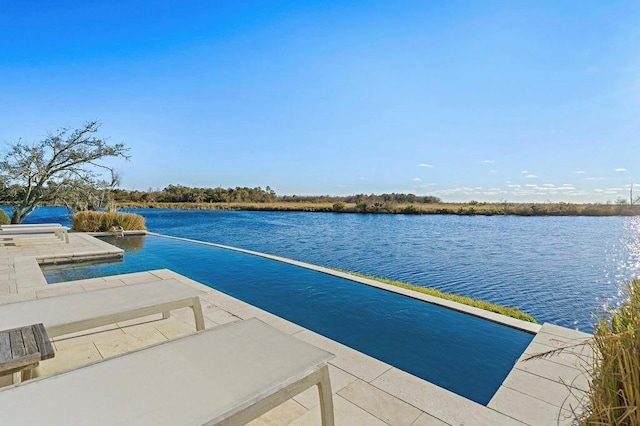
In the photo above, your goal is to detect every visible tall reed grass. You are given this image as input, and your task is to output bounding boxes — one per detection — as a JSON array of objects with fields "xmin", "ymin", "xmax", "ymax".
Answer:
[
  {"xmin": 581, "ymin": 278, "xmax": 640, "ymax": 425},
  {"xmin": 72, "ymin": 211, "xmax": 146, "ymax": 232}
]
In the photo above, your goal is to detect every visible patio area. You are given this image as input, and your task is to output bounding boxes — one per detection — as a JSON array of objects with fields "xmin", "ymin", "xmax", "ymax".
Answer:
[{"xmin": 0, "ymin": 232, "xmax": 592, "ymax": 425}]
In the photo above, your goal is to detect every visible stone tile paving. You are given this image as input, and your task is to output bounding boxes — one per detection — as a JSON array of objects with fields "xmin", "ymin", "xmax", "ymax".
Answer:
[
  {"xmin": 0, "ymin": 232, "xmax": 123, "ymax": 298},
  {"xmin": 0, "ymin": 232, "xmax": 594, "ymax": 425},
  {"xmin": 489, "ymin": 323, "xmax": 592, "ymax": 425}
]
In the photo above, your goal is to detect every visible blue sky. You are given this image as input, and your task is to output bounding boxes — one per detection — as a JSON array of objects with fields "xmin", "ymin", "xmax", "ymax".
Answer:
[{"xmin": 1, "ymin": 1, "xmax": 638, "ymax": 202}]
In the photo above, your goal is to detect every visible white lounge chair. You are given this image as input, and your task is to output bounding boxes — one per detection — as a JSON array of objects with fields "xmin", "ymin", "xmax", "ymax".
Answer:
[
  {"xmin": 0, "ymin": 279, "xmax": 206, "ymax": 338},
  {"xmin": 0, "ymin": 318, "xmax": 335, "ymax": 426},
  {"xmin": 0, "ymin": 223, "xmax": 64, "ymax": 228},
  {"xmin": 0, "ymin": 225, "xmax": 69, "ymax": 244}
]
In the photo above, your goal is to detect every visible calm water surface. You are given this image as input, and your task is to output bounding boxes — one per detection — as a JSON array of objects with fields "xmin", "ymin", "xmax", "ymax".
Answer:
[{"xmin": 26, "ymin": 207, "xmax": 640, "ymax": 332}]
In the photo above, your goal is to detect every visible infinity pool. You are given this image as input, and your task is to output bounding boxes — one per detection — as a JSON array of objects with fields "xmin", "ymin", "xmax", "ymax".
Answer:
[{"xmin": 43, "ymin": 234, "xmax": 534, "ymax": 405}]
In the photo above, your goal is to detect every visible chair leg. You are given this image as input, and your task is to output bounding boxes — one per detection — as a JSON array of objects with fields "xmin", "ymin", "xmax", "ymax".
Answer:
[
  {"xmin": 21, "ymin": 367, "xmax": 33, "ymax": 382},
  {"xmin": 191, "ymin": 298, "xmax": 206, "ymax": 331},
  {"xmin": 317, "ymin": 364, "xmax": 335, "ymax": 426}
]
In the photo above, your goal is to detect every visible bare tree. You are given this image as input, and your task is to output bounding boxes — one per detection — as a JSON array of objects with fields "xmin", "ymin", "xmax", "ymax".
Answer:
[
  {"xmin": 0, "ymin": 121, "xmax": 130, "ymax": 223},
  {"xmin": 50, "ymin": 169, "xmax": 122, "ymax": 213}
]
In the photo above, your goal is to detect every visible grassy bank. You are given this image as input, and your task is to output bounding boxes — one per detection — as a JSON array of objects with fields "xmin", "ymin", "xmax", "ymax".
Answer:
[
  {"xmin": 339, "ymin": 270, "xmax": 537, "ymax": 323},
  {"xmin": 117, "ymin": 201, "xmax": 640, "ymax": 216}
]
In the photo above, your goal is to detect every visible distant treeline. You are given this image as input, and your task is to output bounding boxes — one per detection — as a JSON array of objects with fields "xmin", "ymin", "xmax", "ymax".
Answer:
[
  {"xmin": 3, "ymin": 183, "xmax": 640, "ymax": 216},
  {"xmin": 111, "ymin": 185, "xmax": 442, "ymax": 205},
  {"xmin": 116, "ymin": 200, "xmax": 640, "ymax": 216},
  {"xmin": 106, "ymin": 185, "xmax": 640, "ymax": 217}
]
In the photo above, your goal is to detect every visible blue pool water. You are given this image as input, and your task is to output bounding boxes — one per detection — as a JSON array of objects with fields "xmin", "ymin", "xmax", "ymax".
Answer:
[{"xmin": 44, "ymin": 234, "xmax": 534, "ymax": 405}]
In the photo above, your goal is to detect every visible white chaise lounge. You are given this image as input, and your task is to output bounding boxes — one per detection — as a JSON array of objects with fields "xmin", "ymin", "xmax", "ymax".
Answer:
[
  {"xmin": 0, "ymin": 223, "xmax": 64, "ymax": 228},
  {"xmin": 0, "ymin": 318, "xmax": 335, "ymax": 426},
  {"xmin": 0, "ymin": 279, "xmax": 205, "ymax": 338},
  {"xmin": 0, "ymin": 224, "xmax": 69, "ymax": 244}
]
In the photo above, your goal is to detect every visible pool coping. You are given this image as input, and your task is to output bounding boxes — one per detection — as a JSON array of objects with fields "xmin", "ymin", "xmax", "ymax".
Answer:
[
  {"xmin": 1, "ymin": 233, "xmax": 124, "ymax": 295},
  {"xmin": 34, "ymin": 268, "xmax": 592, "ymax": 425}
]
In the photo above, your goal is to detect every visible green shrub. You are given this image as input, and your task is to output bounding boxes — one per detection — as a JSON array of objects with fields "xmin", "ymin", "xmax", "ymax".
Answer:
[
  {"xmin": 0, "ymin": 209, "xmax": 10, "ymax": 225},
  {"xmin": 72, "ymin": 211, "xmax": 146, "ymax": 232},
  {"xmin": 402, "ymin": 205, "xmax": 420, "ymax": 214},
  {"xmin": 356, "ymin": 201, "xmax": 369, "ymax": 213},
  {"xmin": 332, "ymin": 202, "xmax": 345, "ymax": 212}
]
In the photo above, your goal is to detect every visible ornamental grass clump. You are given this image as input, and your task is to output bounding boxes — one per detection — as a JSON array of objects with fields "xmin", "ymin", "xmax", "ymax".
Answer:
[
  {"xmin": 0, "ymin": 209, "xmax": 10, "ymax": 225},
  {"xmin": 72, "ymin": 211, "xmax": 146, "ymax": 232},
  {"xmin": 581, "ymin": 278, "xmax": 640, "ymax": 425}
]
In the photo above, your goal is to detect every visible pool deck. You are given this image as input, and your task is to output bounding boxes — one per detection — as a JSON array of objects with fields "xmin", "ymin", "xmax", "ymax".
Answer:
[{"xmin": 0, "ymin": 233, "xmax": 592, "ymax": 425}]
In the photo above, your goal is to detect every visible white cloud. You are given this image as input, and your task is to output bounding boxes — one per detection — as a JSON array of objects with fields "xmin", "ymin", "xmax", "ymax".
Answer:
[
  {"xmin": 417, "ymin": 163, "xmax": 434, "ymax": 168},
  {"xmin": 521, "ymin": 170, "xmax": 529, "ymax": 174},
  {"xmin": 525, "ymin": 174, "xmax": 538, "ymax": 178},
  {"xmin": 526, "ymin": 184, "xmax": 537, "ymax": 188},
  {"xmin": 615, "ymin": 168, "xmax": 627, "ymax": 172},
  {"xmin": 542, "ymin": 184, "xmax": 555, "ymax": 187},
  {"xmin": 482, "ymin": 160, "xmax": 494, "ymax": 164},
  {"xmin": 357, "ymin": 177, "xmax": 366, "ymax": 180},
  {"xmin": 434, "ymin": 187, "xmax": 477, "ymax": 195},
  {"xmin": 412, "ymin": 177, "xmax": 421, "ymax": 182},
  {"xmin": 507, "ymin": 184, "xmax": 521, "ymax": 188},
  {"xmin": 575, "ymin": 171, "xmax": 587, "ymax": 174},
  {"xmin": 586, "ymin": 177, "xmax": 604, "ymax": 181}
]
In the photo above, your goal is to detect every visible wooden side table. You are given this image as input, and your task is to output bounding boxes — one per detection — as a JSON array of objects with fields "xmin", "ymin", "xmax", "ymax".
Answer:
[{"xmin": 0, "ymin": 323, "xmax": 55, "ymax": 383}]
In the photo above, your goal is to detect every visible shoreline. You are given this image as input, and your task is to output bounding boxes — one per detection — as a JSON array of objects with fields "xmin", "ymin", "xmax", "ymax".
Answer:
[{"xmin": 116, "ymin": 201, "xmax": 640, "ymax": 217}]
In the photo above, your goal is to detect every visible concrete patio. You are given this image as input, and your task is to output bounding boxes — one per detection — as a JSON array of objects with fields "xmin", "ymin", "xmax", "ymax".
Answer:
[{"xmin": 0, "ymin": 232, "xmax": 592, "ymax": 425}]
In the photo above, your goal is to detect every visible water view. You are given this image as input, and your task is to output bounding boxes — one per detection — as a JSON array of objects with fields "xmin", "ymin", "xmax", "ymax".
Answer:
[{"xmin": 27, "ymin": 206, "xmax": 640, "ymax": 332}]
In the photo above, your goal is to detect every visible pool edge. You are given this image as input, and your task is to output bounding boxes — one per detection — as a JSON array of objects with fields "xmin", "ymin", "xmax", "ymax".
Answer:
[{"xmin": 147, "ymin": 232, "xmax": 542, "ymax": 334}]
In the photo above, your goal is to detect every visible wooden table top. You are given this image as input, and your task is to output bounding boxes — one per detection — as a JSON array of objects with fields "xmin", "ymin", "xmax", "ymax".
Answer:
[{"xmin": 0, "ymin": 323, "xmax": 54, "ymax": 376}]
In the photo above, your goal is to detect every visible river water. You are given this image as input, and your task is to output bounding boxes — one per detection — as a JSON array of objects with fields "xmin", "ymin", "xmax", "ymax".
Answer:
[{"xmin": 25, "ymin": 207, "xmax": 640, "ymax": 332}]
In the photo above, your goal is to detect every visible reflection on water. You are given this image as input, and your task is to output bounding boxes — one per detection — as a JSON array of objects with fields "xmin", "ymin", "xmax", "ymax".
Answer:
[
  {"xmin": 603, "ymin": 217, "xmax": 640, "ymax": 311},
  {"xmin": 103, "ymin": 235, "xmax": 146, "ymax": 252}
]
